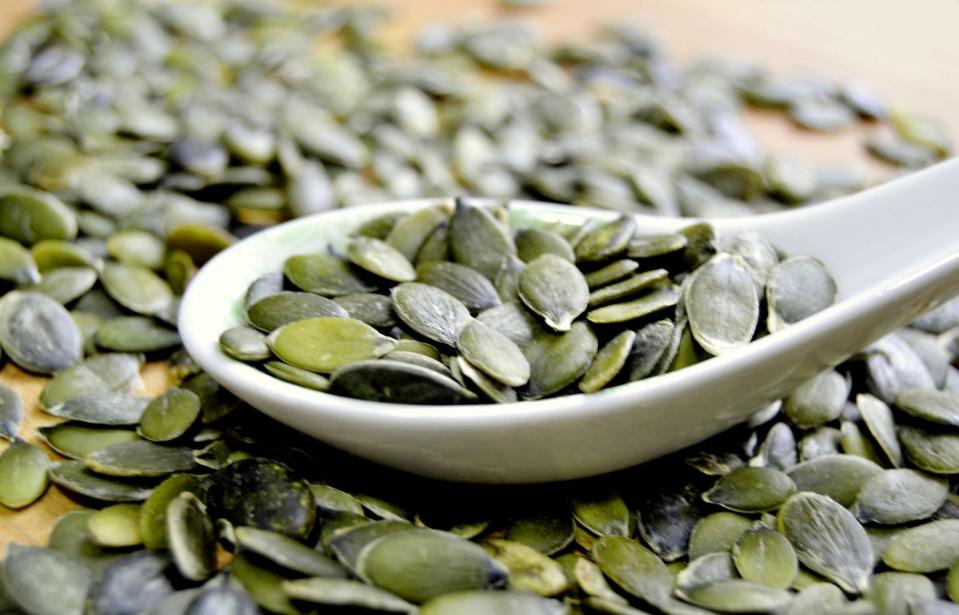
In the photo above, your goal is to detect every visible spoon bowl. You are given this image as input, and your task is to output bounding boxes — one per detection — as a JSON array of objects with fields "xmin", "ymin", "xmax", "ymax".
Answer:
[{"xmin": 180, "ymin": 158, "xmax": 959, "ymax": 483}]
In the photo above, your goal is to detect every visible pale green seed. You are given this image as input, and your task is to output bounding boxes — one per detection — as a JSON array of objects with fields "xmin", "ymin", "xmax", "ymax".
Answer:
[
  {"xmin": 588, "ymin": 269, "xmax": 669, "ymax": 307},
  {"xmin": 219, "ymin": 326, "xmax": 270, "ymax": 362},
  {"xmin": 787, "ymin": 454, "xmax": 882, "ymax": 507},
  {"xmin": 347, "ymin": 235, "xmax": 416, "ymax": 282},
  {"xmin": 0, "ymin": 440, "xmax": 50, "ymax": 508},
  {"xmin": 0, "ymin": 384, "xmax": 23, "ymax": 441},
  {"xmin": 167, "ymin": 492, "xmax": 215, "ymax": 582},
  {"xmin": 236, "ymin": 526, "xmax": 347, "ymax": 578},
  {"xmin": 101, "ymin": 261, "xmax": 174, "ymax": 316},
  {"xmin": 282, "ymin": 578, "xmax": 415, "ymax": 613},
  {"xmin": 457, "ymin": 319, "xmax": 529, "ymax": 387},
  {"xmin": 519, "ymin": 254, "xmax": 589, "ymax": 332},
  {"xmin": 688, "ymin": 513, "xmax": 753, "ymax": 560},
  {"xmin": 784, "ymin": 369, "xmax": 848, "ymax": 428},
  {"xmin": 591, "ymin": 536, "xmax": 672, "ymax": 608},
  {"xmin": 584, "ymin": 259, "xmax": 639, "ymax": 288},
  {"xmin": 49, "ymin": 460, "xmax": 154, "ymax": 502},
  {"xmin": 416, "ymin": 261, "xmax": 500, "ymax": 312},
  {"xmin": 896, "ymin": 388, "xmax": 959, "ymax": 427},
  {"xmin": 448, "ymin": 202, "xmax": 516, "ymax": 280},
  {"xmin": 899, "ymin": 425, "xmax": 959, "ymax": 474},
  {"xmin": 579, "ymin": 331, "xmax": 636, "ymax": 393},
  {"xmin": 230, "ymin": 551, "xmax": 298, "ymax": 615},
  {"xmin": 268, "ymin": 317, "xmax": 395, "ymax": 373},
  {"xmin": 587, "ymin": 286, "xmax": 681, "ymax": 324},
  {"xmin": 106, "ymin": 229, "xmax": 167, "ymax": 270},
  {"xmin": 140, "ymin": 474, "xmax": 203, "ymax": 550},
  {"xmin": 25, "ymin": 266, "xmax": 98, "ymax": 304},
  {"xmin": 86, "ymin": 440, "xmax": 196, "ymax": 477},
  {"xmin": 457, "ymin": 356, "xmax": 518, "ymax": 403},
  {"xmin": 420, "ymin": 590, "xmax": 568, "ymax": 615},
  {"xmin": 0, "ymin": 291, "xmax": 82, "ymax": 374},
  {"xmin": 0, "ymin": 236, "xmax": 40, "ymax": 284},
  {"xmin": 681, "ymin": 579, "xmax": 792, "ymax": 614},
  {"xmin": 857, "ymin": 393, "xmax": 903, "ymax": 467},
  {"xmin": 853, "ymin": 469, "xmax": 948, "ymax": 525},
  {"xmin": 865, "ymin": 572, "xmax": 936, "ymax": 615},
  {"xmin": 392, "ymin": 282, "xmax": 471, "ymax": 346},
  {"xmin": 95, "ymin": 316, "xmax": 180, "ymax": 352},
  {"xmin": 88, "ymin": 503, "xmax": 143, "ymax": 547},
  {"xmin": 138, "ymin": 388, "xmax": 202, "ymax": 442},
  {"xmin": 882, "ymin": 519, "xmax": 959, "ymax": 573},
  {"xmin": 47, "ymin": 392, "xmax": 150, "ymax": 426},
  {"xmin": 702, "ymin": 467, "xmax": 796, "ymax": 513},
  {"xmin": 263, "ymin": 361, "xmax": 331, "ymax": 391},
  {"xmin": 732, "ymin": 528, "xmax": 798, "ymax": 589},
  {"xmin": 483, "ymin": 538, "xmax": 570, "ymax": 596},
  {"xmin": 38, "ymin": 422, "xmax": 140, "ymax": 459},
  {"xmin": 386, "ymin": 206, "xmax": 450, "ymax": 262},
  {"xmin": 247, "ymin": 291, "xmax": 348, "ymax": 332},
  {"xmin": 0, "ymin": 190, "xmax": 77, "ymax": 245},
  {"xmin": 575, "ymin": 215, "xmax": 636, "ymax": 262},
  {"xmin": 766, "ymin": 256, "xmax": 837, "ymax": 332},
  {"xmin": 628, "ymin": 233, "xmax": 687, "ymax": 259},
  {"xmin": 685, "ymin": 254, "xmax": 759, "ymax": 355},
  {"xmin": 516, "ymin": 228, "xmax": 575, "ymax": 263},
  {"xmin": 1, "ymin": 544, "xmax": 91, "ymax": 615},
  {"xmin": 526, "ymin": 322, "xmax": 598, "ymax": 397},
  {"xmin": 283, "ymin": 253, "xmax": 374, "ymax": 297}
]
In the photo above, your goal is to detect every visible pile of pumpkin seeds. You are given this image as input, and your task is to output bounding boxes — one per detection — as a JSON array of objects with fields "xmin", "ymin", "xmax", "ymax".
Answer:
[
  {"xmin": 0, "ymin": 0, "xmax": 957, "ymax": 613},
  {"xmin": 225, "ymin": 198, "xmax": 837, "ymax": 403}
]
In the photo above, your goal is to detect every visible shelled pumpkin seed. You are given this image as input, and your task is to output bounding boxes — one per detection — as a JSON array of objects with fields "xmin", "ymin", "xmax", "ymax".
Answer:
[{"xmin": 0, "ymin": 0, "xmax": 957, "ymax": 614}]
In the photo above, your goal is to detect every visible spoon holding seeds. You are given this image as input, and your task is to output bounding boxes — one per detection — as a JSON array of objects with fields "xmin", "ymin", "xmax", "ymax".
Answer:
[{"xmin": 181, "ymin": 158, "xmax": 959, "ymax": 483}]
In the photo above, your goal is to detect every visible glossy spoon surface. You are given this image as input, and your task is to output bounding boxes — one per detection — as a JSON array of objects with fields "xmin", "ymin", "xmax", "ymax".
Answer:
[{"xmin": 180, "ymin": 158, "xmax": 959, "ymax": 483}]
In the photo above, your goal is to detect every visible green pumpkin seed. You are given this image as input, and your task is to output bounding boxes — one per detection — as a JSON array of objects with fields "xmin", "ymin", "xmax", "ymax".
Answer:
[
  {"xmin": 0, "ymin": 440, "xmax": 50, "ymax": 509},
  {"xmin": 101, "ymin": 261, "xmax": 174, "ymax": 316},
  {"xmin": 140, "ymin": 474, "xmax": 203, "ymax": 550},
  {"xmin": 283, "ymin": 253, "xmax": 374, "ymax": 297},
  {"xmin": 516, "ymin": 228, "xmax": 575, "ymax": 263},
  {"xmin": 687, "ymin": 513, "xmax": 754, "ymax": 560},
  {"xmin": 584, "ymin": 260, "xmax": 640, "ymax": 288},
  {"xmin": 268, "ymin": 317, "xmax": 395, "ymax": 373},
  {"xmin": 579, "ymin": 330, "xmax": 636, "ymax": 393},
  {"xmin": 347, "ymin": 235, "xmax": 416, "ymax": 283},
  {"xmin": 392, "ymin": 282, "xmax": 472, "ymax": 346},
  {"xmin": 327, "ymin": 521, "xmax": 417, "ymax": 571},
  {"xmin": 385, "ymin": 351, "xmax": 450, "ymax": 375},
  {"xmin": 106, "ymin": 230, "xmax": 167, "ymax": 270},
  {"xmin": 95, "ymin": 316, "xmax": 180, "ymax": 352},
  {"xmin": 628, "ymin": 233, "xmax": 688, "ymax": 259},
  {"xmin": 587, "ymin": 286, "xmax": 681, "ymax": 324},
  {"xmin": 263, "ymin": 361, "xmax": 331, "ymax": 391},
  {"xmin": 857, "ymin": 393, "xmax": 903, "ymax": 467},
  {"xmin": 230, "ymin": 551, "xmax": 298, "ymax": 615},
  {"xmin": 681, "ymin": 579, "xmax": 792, "ymax": 614},
  {"xmin": 899, "ymin": 425, "xmax": 959, "ymax": 474},
  {"xmin": 786, "ymin": 583, "xmax": 847, "ymax": 615},
  {"xmin": 483, "ymin": 538, "xmax": 569, "ymax": 596},
  {"xmin": 332, "ymin": 360, "xmax": 475, "ymax": 404},
  {"xmin": 519, "ymin": 254, "xmax": 589, "ymax": 332},
  {"xmin": 420, "ymin": 590, "xmax": 568, "ymax": 615},
  {"xmin": 48, "ymin": 509, "xmax": 125, "ymax": 574},
  {"xmin": 732, "ymin": 528, "xmax": 798, "ymax": 589},
  {"xmin": 575, "ymin": 215, "xmax": 636, "ymax": 262},
  {"xmin": 685, "ymin": 254, "xmax": 759, "ymax": 355},
  {"xmin": 357, "ymin": 529, "xmax": 508, "ymax": 603},
  {"xmin": 334, "ymin": 293, "xmax": 396, "ymax": 328},
  {"xmin": 882, "ymin": 519, "xmax": 959, "ymax": 573},
  {"xmin": 167, "ymin": 492, "xmax": 215, "ymax": 582},
  {"xmin": 38, "ymin": 422, "xmax": 140, "ymax": 459},
  {"xmin": 766, "ymin": 256, "xmax": 837, "ymax": 332},
  {"xmin": 138, "ymin": 388, "xmax": 202, "ymax": 442},
  {"xmin": 1, "ymin": 544, "xmax": 91, "ymax": 615},
  {"xmin": 448, "ymin": 201, "xmax": 515, "ymax": 280},
  {"xmin": 505, "ymin": 510, "xmax": 575, "ymax": 556},
  {"xmin": 629, "ymin": 319, "xmax": 676, "ymax": 380},
  {"xmin": 0, "ymin": 384, "xmax": 23, "ymax": 441},
  {"xmin": 0, "ymin": 291, "xmax": 82, "ymax": 373},
  {"xmin": 88, "ymin": 503, "xmax": 143, "ymax": 547},
  {"xmin": 49, "ymin": 460, "xmax": 155, "ymax": 502},
  {"xmin": 591, "ymin": 536, "xmax": 672, "ymax": 608},
  {"xmin": 32, "ymin": 240, "xmax": 99, "ymax": 272},
  {"xmin": 181, "ymin": 372, "xmax": 241, "ymax": 424},
  {"xmin": 205, "ymin": 458, "xmax": 315, "ymax": 540},
  {"xmin": 526, "ymin": 322, "xmax": 598, "ymax": 397},
  {"xmin": 676, "ymin": 553, "xmax": 736, "ymax": 594},
  {"xmin": 166, "ymin": 224, "xmax": 234, "ymax": 265},
  {"xmin": 476, "ymin": 301, "xmax": 541, "ymax": 349},
  {"xmin": 218, "ymin": 327, "xmax": 269, "ymax": 362},
  {"xmin": 777, "ymin": 492, "xmax": 873, "ymax": 594},
  {"xmin": 574, "ymin": 556, "xmax": 627, "ymax": 602},
  {"xmin": 87, "ymin": 440, "xmax": 196, "ymax": 477},
  {"xmin": 25, "ymin": 266, "xmax": 98, "ymax": 304},
  {"xmin": 588, "ymin": 270, "xmax": 669, "ymax": 307},
  {"xmin": 948, "ymin": 560, "xmax": 959, "ymax": 602},
  {"xmin": 891, "ymin": 112, "xmax": 951, "ymax": 157},
  {"xmin": 386, "ymin": 206, "xmax": 450, "ymax": 262},
  {"xmin": 417, "ymin": 261, "xmax": 501, "ymax": 312},
  {"xmin": 457, "ymin": 356, "xmax": 518, "ymax": 403},
  {"xmin": 853, "ymin": 469, "xmax": 948, "ymax": 525},
  {"xmin": 236, "ymin": 526, "xmax": 347, "ymax": 577},
  {"xmin": 784, "ymin": 369, "xmax": 848, "ymax": 428},
  {"xmin": 0, "ymin": 190, "xmax": 77, "ymax": 245},
  {"xmin": 47, "ymin": 392, "xmax": 150, "ymax": 425},
  {"xmin": 896, "ymin": 388, "xmax": 959, "ymax": 427},
  {"xmin": 0, "ymin": 236, "xmax": 40, "ymax": 284},
  {"xmin": 787, "ymin": 454, "xmax": 883, "ymax": 507},
  {"xmin": 457, "ymin": 319, "xmax": 529, "ymax": 386},
  {"xmin": 866, "ymin": 572, "xmax": 936, "ymax": 615},
  {"xmin": 283, "ymin": 577, "xmax": 415, "ymax": 613},
  {"xmin": 703, "ymin": 467, "xmax": 796, "ymax": 512},
  {"xmin": 247, "ymin": 291, "xmax": 349, "ymax": 332}
]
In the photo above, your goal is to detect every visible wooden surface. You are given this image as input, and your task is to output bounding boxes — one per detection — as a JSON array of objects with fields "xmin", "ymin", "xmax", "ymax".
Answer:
[{"xmin": 1, "ymin": 0, "xmax": 957, "ymax": 553}]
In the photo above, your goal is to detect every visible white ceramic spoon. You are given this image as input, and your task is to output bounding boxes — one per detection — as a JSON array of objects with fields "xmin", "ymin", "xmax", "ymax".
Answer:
[{"xmin": 180, "ymin": 158, "xmax": 959, "ymax": 483}]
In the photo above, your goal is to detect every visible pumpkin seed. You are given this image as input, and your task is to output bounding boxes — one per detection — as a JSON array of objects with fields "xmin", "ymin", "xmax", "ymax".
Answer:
[
  {"xmin": 0, "ymin": 190, "xmax": 77, "ymax": 245},
  {"xmin": 0, "ymin": 237, "xmax": 40, "ymax": 284},
  {"xmin": 519, "ymin": 254, "xmax": 590, "ymax": 332},
  {"xmin": 448, "ymin": 201, "xmax": 515, "ymax": 280},
  {"xmin": 218, "ymin": 327, "xmax": 269, "ymax": 362},
  {"xmin": 592, "ymin": 536, "xmax": 672, "ymax": 608},
  {"xmin": 731, "ymin": 527, "xmax": 798, "ymax": 589},
  {"xmin": 0, "ymin": 384, "xmax": 23, "ymax": 441},
  {"xmin": 417, "ymin": 261, "xmax": 501, "ymax": 312},
  {"xmin": 205, "ymin": 458, "xmax": 315, "ymax": 540},
  {"xmin": 681, "ymin": 579, "xmax": 792, "ymax": 613},
  {"xmin": 676, "ymin": 553, "xmax": 736, "ymax": 594},
  {"xmin": 526, "ymin": 322, "xmax": 598, "ymax": 397},
  {"xmin": 588, "ymin": 270, "xmax": 669, "ymax": 307},
  {"xmin": 0, "ymin": 291, "xmax": 82, "ymax": 374},
  {"xmin": 457, "ymin": 319, "xmax": 529, "ymax": 386},
  {"xmin": 685, "ymin": 254, "xmax": 759, "ymax": 355},
  {"xmin": 702, "ymin": 467, "xmax": 796, "ymax": 512},
  {"xmin": 392, "ymin": 282, "xmax": 472, "ymax": 346},
  {"xmin": 853, "ymin": 469, "xmax": 949, "ymax": 525},
  {"xmin": 87, "ymin": 440, "xmax": 196, "ymax": 477},
  {"xmin": 332, "ymin": 359, "xmax": 475, "ymax": 404},
  {"xmin": 786, "ymin": 583, "xmax": 847, "ymax": 615},
  {"xmin": 247, "ymin": 292, "xmax": 349, "ymax": 332},
  {"xmin": 95, "ymin": 316, "xmax": 180, "ymax": 352},
  {"xmin": 139, "ymin": 388, "xmax": 202, "ymax": 442},
  {"xmin": 505, "ymin": 510, "xmax": 575, "ymax": 556},
  {"xmin": 896, "ymin": 388, "xmax": 959, "ymax": 427},
  {"xmin": 183, "ymin": 583, "xmax": 257, "ymax": 615},
  {"xmin": 899, "ymin": 425, "xmax": 959, "ymax": 474},
  {"xmin": 235, "ymin": 526, "xmax": 348, "ymax": 577},
  {"xmin": 483, "ymin": 538, "xmax": 570, "ymax": 596},
  {"xmin": 88, "ymin": 503, "xmax": 143, "ymax": 548},
  {"xmin": 357, "ymin": 529, "xmax": 508, "ymax": 603},
  {"xmin": 516, "ymin": 228, "xmax": 575, "ymax": 263},
  {"xmin": 857, "ymin": 393, "xmax": 903, "ymax": 467},
  {"xmin": 263, "ymin": 361, "xmax": 331, "ymax": 391},
  {"xmin": 167, "ymin": 492, "xmax": 215, "ymax": 582},
  {"xmin": 865, "ymin": 572, "xmax": 936, "ymax": 615},
  {"xmin": 268, "ymin": 317, "xmax": 395, "ymax": 373},
  {"xmin": 39, "ymin": 422, "xmax": 139, "ymax": 459},
  {"xmin": 283, "ymin": 253, "xmax": 374, "ymax": 297},
  {"xmin": 777, "ymin": 492, "xmax": 873, "ymax": 594},
  {"xmin": 575, "ymin": 215, "xmax": 637, "ymax": 262},
  {"xmin": 787, "ymin": 454, "xmax": 882, "ymax": 507},
  {"xmin": 386, "ymin": 206, "xmax": 450, "ymax": 262},
  {"xmin": 584, "ymin": 260, "xmax": 640, "ymax": 288},
  {"xmin": 26, "ymin": 266, "xmax": 98, "ymax": 304},
  {"xmin": 766, "ymin": 256, "xmax": 837, "ymax": 332},
  {"xmin": 0, "ymin": 440, "xmax": 50, "ymax": 509},
  {"xmin": 587, "ymin": 286, "xmax": 681, "ymax": 324},
  {"xmin": 347, "ymin": 235, "xmax": 417, "ymax": 283},
  {"xmin": 2, "ymin": 544, "xmax": 91, "ymax": 615},
  {"xmin": 92, "ymin": 551, "xmax": 175, "ymax": 615},
  {"xmin": 283, "ymin": 577, "xmax": 415, "ymax": 613},
  {"xmin": 688, "ymin": 513, "xmax": 753, "ymax": 560},
  {"xmin": 49, "ymin": 460, "xmax": 154, "ymax": 502},
  {"xmin": 784, "ymin": 369, "xmax": 849, "ymax": 428},
  {"xmin": 334, "ymin": 293, "xmax": 396, "ymax": 328},
  {"xmin": 628, "ymin": 233, "xmax": 688, "ymax": 260},
  {"xmin": 882, "ymin": 519, "xmax": 959, "ymax": 573},
  {"xmin": 101, "ymin": 261, "xmax": 174, "ymax": 316},
  {"xmin": 579, "ymin": 330, "xmax": 636, "ymax": 393},
  {"xmin": 327, "ymin": 521, "xmax": 417, "ymax": 571}
]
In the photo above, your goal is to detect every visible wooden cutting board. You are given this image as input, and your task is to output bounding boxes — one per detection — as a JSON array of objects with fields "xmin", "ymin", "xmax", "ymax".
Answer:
[{"xmin": 1, "ymin": 0, "xmax": 957, "ymax": 553}]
